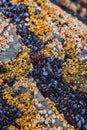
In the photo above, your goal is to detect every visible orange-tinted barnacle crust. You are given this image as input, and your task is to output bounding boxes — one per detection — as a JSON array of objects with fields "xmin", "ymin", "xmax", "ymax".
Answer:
[
  {"xmin": 3, "ymin": 79, "xmax": 43, "ymax": 130},
  {"xmin": 8, "ymin": 0, "xmax": 87, "ymax": 94},
  {"xmin": 0, "ymin": 46, "xmax": 33, "ymax": 84},
  {"xmin": 61, "ymin": 42, "xmax": 87, "ymax": 93},
  {"xmin": 12, "ymin": 0, "xmax": 53, "ymax": 41}
]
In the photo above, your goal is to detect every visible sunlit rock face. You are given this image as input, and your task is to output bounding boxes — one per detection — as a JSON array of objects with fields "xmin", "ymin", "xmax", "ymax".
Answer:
[{"xmin": 0, "ymin": 14, "xmax": 22, "ymax": 62}]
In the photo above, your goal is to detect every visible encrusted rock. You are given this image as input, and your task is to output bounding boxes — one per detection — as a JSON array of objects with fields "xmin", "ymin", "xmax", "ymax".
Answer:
[{"xmin": 0, "ymin": 14, "xmax": 22, "ymax": 62}]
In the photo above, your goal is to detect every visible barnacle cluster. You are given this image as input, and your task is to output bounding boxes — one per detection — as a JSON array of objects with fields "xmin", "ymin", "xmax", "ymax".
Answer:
[
  {"xmin": 12, "ymin": 0, "xmax": 53, "ymax": 41},
  {"xmin": 0, "ymin": 46, "xmax": 33, "ymax": 87},
  {"xmin": 3, "ymin": 78, "xmax": 43, "ymax": 130},
  {"xmin": 11, "ymin": 0, "xmax": 62, "ymax": 52},
  {"xmin": 62, "ymin": 42, "xmax": 87, "ymax": 92},
  {"xmin": 22, "ymin": 0, "xmax": 87, "ymax": 92}
]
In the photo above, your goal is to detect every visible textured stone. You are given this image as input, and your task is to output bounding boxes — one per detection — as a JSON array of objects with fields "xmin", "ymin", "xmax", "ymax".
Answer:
[{"xmin": 0, "ymin": 14, "xmax": 22, "ymax": 62}]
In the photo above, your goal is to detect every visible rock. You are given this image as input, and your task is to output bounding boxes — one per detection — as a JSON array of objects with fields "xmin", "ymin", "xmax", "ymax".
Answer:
[{"xmin": 0, "ymin": 15, "xmax": 22, "ymax": 62}]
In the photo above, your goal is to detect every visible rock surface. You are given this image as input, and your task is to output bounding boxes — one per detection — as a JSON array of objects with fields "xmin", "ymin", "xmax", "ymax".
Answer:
[
  {"xmin": 0, "ymin": 0, "xmax": 87, "ymax": 130},
  {"xmin": 0, "ymin": 14, "xmax": 22, "ymax": 62}
]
